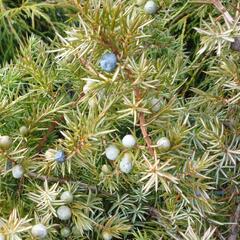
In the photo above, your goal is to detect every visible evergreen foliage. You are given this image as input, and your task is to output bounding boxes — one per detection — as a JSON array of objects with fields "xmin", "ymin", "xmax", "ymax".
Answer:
[{"xmin": 0, "ymin": 0, "xmax": 239, "ymax": 239}]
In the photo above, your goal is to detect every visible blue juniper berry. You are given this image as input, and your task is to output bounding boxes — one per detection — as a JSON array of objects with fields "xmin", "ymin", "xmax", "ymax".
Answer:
[
  {"xmin": 214, "ymin": 190, "xmax": 225, "ymax": 197},
  {"xmin": 6, "ymin": 160, "xmax": 13, "ymax": 170},
  {"xmin": 195, "ymin": 190, "xmax": 202, "ymax": 197},
  {"xmin": 100, "ymin": 52, "xmax": 117, "ymax": 72},
  {"xmin": 55, "ymin": 150, "xmax": 65, "ymax": 163}
]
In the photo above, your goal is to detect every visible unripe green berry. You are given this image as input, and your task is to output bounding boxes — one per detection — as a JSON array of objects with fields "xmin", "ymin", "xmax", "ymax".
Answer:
[
  {"xmin": 12, "ymin": 165, "xmax": 24, "ymax": 179},
  {"xmin": 144, "ymin": 0, "xmax": 158, "ymax": 15},
  {"xmin": 0, "ymin": 136, "xmax": 12, "ymax": 150},
  {"xmin": 0, "ymin": 233, "xmax": 5, "ymax": 240},
  {"xmin": 57, "ymin": 206, "xmax": 72, "ymax": 221},
  {"xmin": 102, "ymin": 231, "xmax": 112, "ymax": 240},
  {"xmin": 105, "ymin": 145, "xmax": 120, "ymax": 161},
  {"xmin": 83, "ymin": 84, "xmax": 91, "ymax": 94},
  {"xmin": 31, "ymin": 224, "xmax": 47, "ymax": 239},
  {"xmin": 72, "ymin": 226, "xmax": 81, "ymax": 236},
  {"xmin": 19, "ymin": 126, "xmax": 29, "ymax": 136},
  {"xmin": 60, "ymin": 191, "xmax": 73, "ymax": 204},
  {"xmin": 83, "ymin": 79, "xmax": 95, "ymax": 94},
  {"xmin": 101, "ymin": 164, "xmax": 111, "ymax": 174},
  {"xmin": 88, "ymin": 98, "xmax": 96, "ymax": 107},
  {"xmin": 136, "ymin": 0, "xmax": 146, "ymax": 6},
  {"xmin": 119, "ymin": 153, "xmax": 133, "ymax": 174},
  {"xmin": 150, "ymin": 98, "xmax": 161, "ymax": 112},
  {"xmin": 156, "ymin": 137, "xmax": 171, "ymax": 151},
  {"xmin": 61, "ymin": 227, "xmax": 71, "ymax": 237},
  {"xmin": 122, "ymin": 134, "xmax": 136, "ymax": 148}
]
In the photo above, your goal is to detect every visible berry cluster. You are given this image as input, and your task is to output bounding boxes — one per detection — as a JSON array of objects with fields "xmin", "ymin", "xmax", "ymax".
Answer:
[
  {"xmin": 31, "ymin": 191, "xmax": 74, "ymax": 239},
  {"xmin": 105, "ymin": 134, "xmax": 136, "ymax": 174}
]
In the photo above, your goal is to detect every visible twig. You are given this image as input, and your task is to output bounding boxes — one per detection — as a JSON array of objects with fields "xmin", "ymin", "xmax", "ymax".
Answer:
[
  {"xmin": 134, "ymin": 88, "xmax": 155, "ymax": 157},
  {"xmin": 17, "ymin": 176, "xmax": 25, "ymax": 198},
  {"xmin": 37, "ymin": 115, "xmax": 65, "ymax": 151},
  {"xmin": 139, "ymin": 111, "xmax": 155, "ymax": 157},
  {"xmin": 28, "ymin": 172, "xmax": 96, "ymax": 191},
  {"xmin": 37, "ymin": 92, "xmax": 85, "ymax": 151},
  {"xmin": 27, "ymin": 172, "xmax": 92, "ymax": 188},
  {"xmin": 220, "ymin": 192, "xmax": 240, "ymax": 202},
  {"xmin": 228, "ymin": 203, "xmax": 240, "ymax": 240},
  {"xmin": 56, "ymin": 32, "xmax": 154, "ymax": 157},
  {"xmin": 58, "ymin": 27, "xmax": 154, "ymax": 157},
  {"xmin": 210, "ymin": 0, "xmax": 234, "ymax": 26},
  {"xmin": 125, "ymin": 67, "xmax": 155, "ymax": 157}
]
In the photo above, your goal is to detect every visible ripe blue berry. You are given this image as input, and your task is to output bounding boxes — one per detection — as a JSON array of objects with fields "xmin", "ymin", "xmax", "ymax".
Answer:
[
  {"xmin": 54, "ymin": 150, "xmax": 65, "ymax": 163},
  {"xmin": 6, "ymin": 160, "xmax": 12, "ymax": 170},
  {"xmin": 231, "ymin": 37, "xmax": 240, "ymax": 52},
  {"xmin": 100, "ymin": 53, "xmax": 117, "ymax": 72},
  {"xmin": 195, "ymin": 190, "xmax": 202, "ymax": 197},
  {"xmin": 215, "ymin": 190, "xmax": 224, "ymax": 197}
]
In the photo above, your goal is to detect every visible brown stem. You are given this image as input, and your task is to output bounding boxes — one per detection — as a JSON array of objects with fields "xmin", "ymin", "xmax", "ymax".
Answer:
[
  {"xmin": 27, "ymin": 172, "xmax": 112, "ymax": 196},
  {"xmin": 37, "ymin": 92, "xmax": 85, "ymax": 151},
  {"xmin": 79, "ymin": 57, "xmax": 100, "ymax": 77},
  {"xmin": 17, "ymin": 177, "xmax": 25, "ymax": 198},
  {"xmin": 124, "ymin": 66, "xmax": 155, "ymax": 157},
  {"xmin": 228, "ymin": 203, "xmax": 240, "ymax": 240},
  {"xmin": 210, "ymin": 0, "xmax": 234, "ymax": 25},
  {"xmin": 37, "ymin": 115, "xmax": 65, "ymax": 151},
  {"xmin": 134, "ymin": 88, "xmax": 155, "ymax": 157},
  {"xmin": 139, "ymin": 112, "xmax": 155, "ymax": 157},
  {"xmin": 220, "ymin": 192, "xmax": 240, "ymax": 202},
  {"xmin": 28, "ymin": 172, "xmax": 96, "ymax": 191}
]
